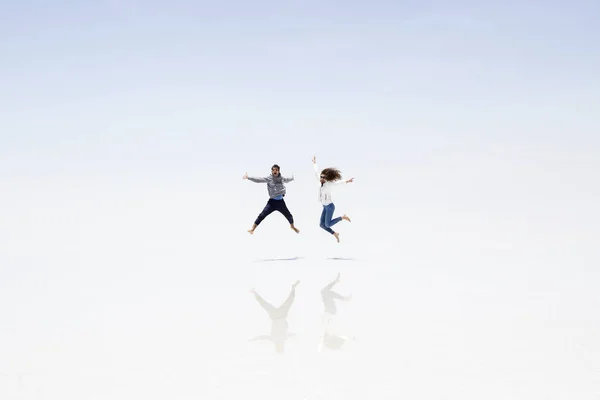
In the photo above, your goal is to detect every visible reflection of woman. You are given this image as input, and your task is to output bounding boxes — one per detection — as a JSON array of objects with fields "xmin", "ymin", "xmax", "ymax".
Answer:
[
  {"xmin": 318, "ymin": 274, "xmax": 355, "ymax": 352},
  {"xmin": 249, "ymin": 281, "xmax": 300, "ymax": 353}
]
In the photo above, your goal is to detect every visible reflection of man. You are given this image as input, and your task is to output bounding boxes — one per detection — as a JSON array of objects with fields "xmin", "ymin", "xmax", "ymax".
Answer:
[
  {"xmin": 249, "ymin": 281, "xmax": 300, "ymax": 353},
  {"xmin": 319, "ymin": 273, "xmax": 355, "ymax": 352}
]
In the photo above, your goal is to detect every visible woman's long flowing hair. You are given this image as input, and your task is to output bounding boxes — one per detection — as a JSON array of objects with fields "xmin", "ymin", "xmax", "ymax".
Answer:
[{"xmin": 321, "ymin": 167, "xmax": 342, "ymax": 182}]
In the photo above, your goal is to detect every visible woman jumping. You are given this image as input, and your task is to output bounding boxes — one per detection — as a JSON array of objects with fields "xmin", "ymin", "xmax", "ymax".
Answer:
[
  {"xmin": 312, "ymin": 155, "xmax": 354, "ymax": 242},
  {"xmin": 243, "ymin": 164, "xmax": 300, "ymax": 235}
]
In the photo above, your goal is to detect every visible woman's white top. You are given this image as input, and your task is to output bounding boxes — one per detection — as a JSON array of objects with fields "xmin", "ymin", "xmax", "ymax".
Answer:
[{"xmin": 313, "ymin": 162, "xmax": 347, "ymax": 205}]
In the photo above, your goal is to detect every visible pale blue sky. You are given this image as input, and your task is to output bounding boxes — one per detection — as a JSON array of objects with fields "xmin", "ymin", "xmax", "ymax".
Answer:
[
  {"xmin": 2, "ymin": 0, "xmax": 599, "ymax": 177},
  {"xmin": 2, "ymin": 0, "xmax": 599, "ymax": 257},
  {"xmin": 1, "ymin": 2, "xmax": 600, "ymax": 398}
]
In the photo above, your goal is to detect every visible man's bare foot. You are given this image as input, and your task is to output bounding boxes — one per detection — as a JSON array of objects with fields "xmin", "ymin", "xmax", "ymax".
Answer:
[
  {"xmin": 333, "ymin": 232, "xmax": 340, "ymax": 243},
  {"xmin": 342, "ymin": 214, "xmax": 351, "ymax": 222},
  {"xmin": 290, "ymin": 225, "xmax": 300, "ymax": 233},
  {"xmin": 247, "ymin": 229, "xmax": 254, "ymax": 234}
]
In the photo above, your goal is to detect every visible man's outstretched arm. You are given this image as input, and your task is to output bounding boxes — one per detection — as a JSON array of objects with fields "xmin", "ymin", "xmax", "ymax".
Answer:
[{"xmin": 243, "ymin": 172, "xmax": 268, "ymax": 182}]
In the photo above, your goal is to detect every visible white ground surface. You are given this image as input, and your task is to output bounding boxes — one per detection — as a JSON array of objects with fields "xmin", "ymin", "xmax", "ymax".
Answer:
[{"xmin": 1, "ymin": 165, "xmax": 599, "ymax": 399}]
